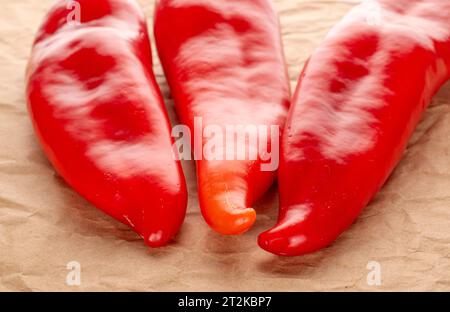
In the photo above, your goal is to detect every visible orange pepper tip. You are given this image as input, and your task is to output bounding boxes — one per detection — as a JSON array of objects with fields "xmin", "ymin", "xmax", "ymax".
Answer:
[{"xmin": 208, "ymin": 207, "xmax": 257, "ymax": 236}]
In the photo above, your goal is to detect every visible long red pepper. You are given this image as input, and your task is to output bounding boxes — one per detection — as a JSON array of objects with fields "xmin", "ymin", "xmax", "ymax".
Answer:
[
  {"xmin": 259, "ymin": 0, "xmax": 450, "ymax": 256},
  {"xmin": 26, "ymin": 0, "xmax": 187, "ymax": 247},
  {"xmin": 154, "ymin": 0, "xmax": 290, "ymax": 235}
]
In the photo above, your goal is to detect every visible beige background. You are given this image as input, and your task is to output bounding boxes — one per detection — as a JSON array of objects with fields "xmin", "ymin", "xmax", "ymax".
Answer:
[{"xmin": 1, "ymin": 0, "xmax": 449, "ymax": 291}]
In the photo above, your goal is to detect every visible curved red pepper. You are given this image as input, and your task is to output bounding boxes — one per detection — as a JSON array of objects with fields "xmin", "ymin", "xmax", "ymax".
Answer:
[
  {"xmin": 154, "ymin": 0, "xmax": 290, "ymax": 235},
  {"xmin": 259, "ymin": 0, "xmax": 450, "ymax": 256},
  {"xmin": 26, "ymin": 0, "xmax": 187, "ymax": 247}
]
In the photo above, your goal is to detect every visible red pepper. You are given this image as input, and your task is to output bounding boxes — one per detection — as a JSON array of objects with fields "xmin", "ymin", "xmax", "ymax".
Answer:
[
  {"xmin": 154, "ymin": 0, "xmax": 290, "ymax": 235},
  {"xmin": 26, "ymin": 0, "xmax": 187, "ymax": 247},
  {"xmin": 259, "ymin": 0, "xmax": 450, "ymax": 256}
]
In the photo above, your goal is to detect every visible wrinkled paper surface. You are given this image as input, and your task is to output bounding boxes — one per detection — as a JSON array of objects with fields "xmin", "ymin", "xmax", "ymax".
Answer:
[{"xmin": 1, "ymin": 0, "xmax": 449, "ymax": 291}]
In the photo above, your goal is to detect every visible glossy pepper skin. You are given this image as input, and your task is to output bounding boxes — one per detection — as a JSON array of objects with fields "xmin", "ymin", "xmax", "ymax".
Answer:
[
  {"xmin": 259, "ymin": 0, "xmax": 450, "ymax": 256},
  {"xmin": 26, "ymin": 0, "xmax": 187, "ymax": 247},
  {"xmin": 154, "ymin": 0, "xmax": 290, "ymax": 235}
]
